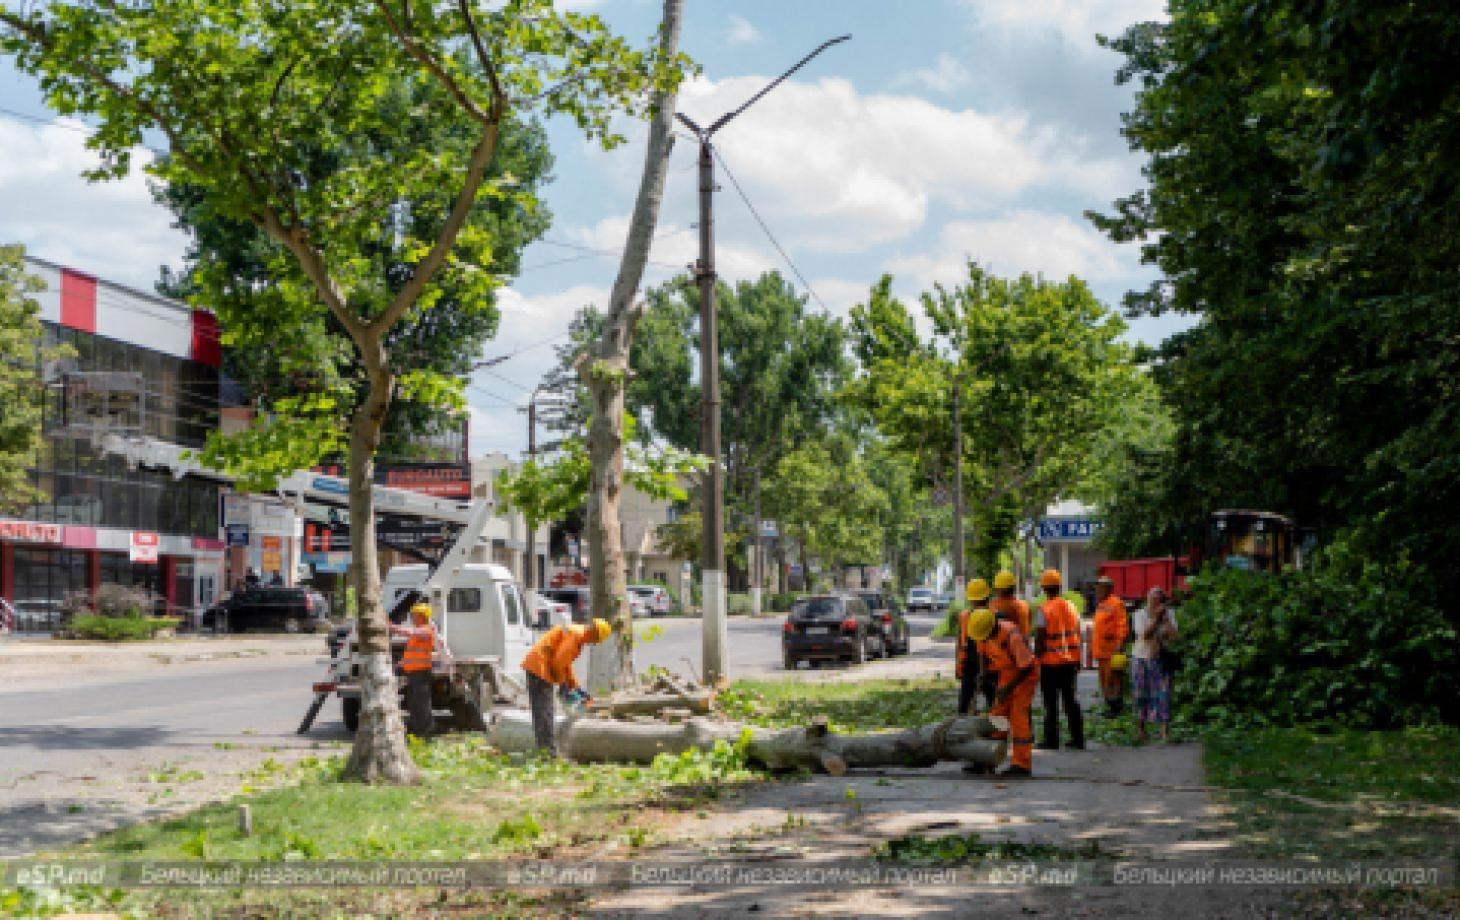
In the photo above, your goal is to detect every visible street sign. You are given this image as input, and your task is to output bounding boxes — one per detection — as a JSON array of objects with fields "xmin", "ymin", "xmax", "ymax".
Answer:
[
  {"xmin": 1037, "ymin": 518, "xmax": 1103, "ymax": 542},
  {"xmin": 129, "ymin": 531, "xmax": 159, "ymax": 563},
  {"xmin": 758, "ymin": 520, "xmax": 778, "ymax": 539},
  {"xmin": 225, "ymin": 524, "xmax": 250, "ymax": 548}
]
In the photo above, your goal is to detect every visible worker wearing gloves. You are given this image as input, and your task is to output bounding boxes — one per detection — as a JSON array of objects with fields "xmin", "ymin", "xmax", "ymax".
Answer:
[
  {"xmin": 520, "ymin": 618, "xmax": 613, "ymax": 754},
  {"xmin": 957, "ymin": 578, "xmax": 993, "ymax": 715},
  {"xmin": 398, "ymin": 603, "xmax": 440, "ymax": 738},
  {"xmin": 990, "ymin": 570, "xmax": 1032, "ymax": 636},
  {"xmin": 966, "ymin": 607, "xmax": 1039, "ymax": 777},
  {"xmin": 1091, "ymin": 576, "xmax": 1131, "ymax": 716},
  {"xmin": 1034, "ymin": 569, "xmax": 1085, "ymax": 750}
]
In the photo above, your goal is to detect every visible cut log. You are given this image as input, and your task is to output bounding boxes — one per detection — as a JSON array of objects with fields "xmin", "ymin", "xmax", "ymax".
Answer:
[
  {"xmin": 587, "ymin": 691, "xmax": 715, "ymax": 718},
  {"xmin": 489, "ymin": 712, "xmax": 1007, "ymax": 772}
]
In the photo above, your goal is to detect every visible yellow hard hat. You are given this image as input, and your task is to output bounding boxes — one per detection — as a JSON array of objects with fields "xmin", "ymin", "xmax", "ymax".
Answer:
[
  {"xmin": 966, "ymin": 607, "xmax": 997, "ymax": 642},
  {"xmin": 592, "ymin": 618, "xmax": 612, "ymax": 642},
  {"xmin": 1039, "ymin": 568, "xmax": 1062, "ymax": 588},
  {"xmin": 410, "ymin": 603, "xmax": 432, "ymax": 621},
  {"xmin": 1110, "ymin": 652, "xmax": 1129, "ymax": 671},
  {"xmin": 965, "ymin": 578, "xmax": 990, "ymax": 602},
  {"xmin": 993, "ymin": 570, "xmax": 1017, "ymax": 591}
]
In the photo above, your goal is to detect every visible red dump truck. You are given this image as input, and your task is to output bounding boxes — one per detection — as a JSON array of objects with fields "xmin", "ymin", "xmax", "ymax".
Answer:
[{"xmin": 1097, "ymin": 557, "xmax": 1190, "ymax": 606}]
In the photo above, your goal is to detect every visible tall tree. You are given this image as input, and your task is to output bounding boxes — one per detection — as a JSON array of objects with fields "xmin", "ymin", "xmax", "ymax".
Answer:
[
  {"xmin": 763, "ymin": 434, "xmax": 888, "ymax": 590},
  {"xmin": 2, "ymin": 0, "xmax": 684, "ymax": 783},
  {"xmin": 0, "ymin": 246, "xmax": 70, "ymax": 515},
  {"xmin": 1092, "ymin": 0, "xmax": 1460, "ymax": 590}
]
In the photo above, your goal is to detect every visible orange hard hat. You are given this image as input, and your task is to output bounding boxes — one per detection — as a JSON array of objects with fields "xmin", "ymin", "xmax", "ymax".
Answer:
[{"xmin": 1039, "ymin": 569, "xmax": 1062, "ymax": 588}]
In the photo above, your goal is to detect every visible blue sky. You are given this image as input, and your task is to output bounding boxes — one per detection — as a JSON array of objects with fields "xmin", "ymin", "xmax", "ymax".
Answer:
[{"xmin": 0, "ymin": 0, "xmax": 1181, "ymax": 458}]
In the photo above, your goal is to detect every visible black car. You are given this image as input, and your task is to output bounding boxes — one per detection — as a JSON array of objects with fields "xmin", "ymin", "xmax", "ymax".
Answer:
[
  {"xmin": 539, "ymin": 587, "xmax": 591, "ymax": 625},
  {"xmin": 855, "ymin": 590, "xmax": 910, "ymax": 657},
  {"xmin": 782, "ymin": 594, "xmax": 880, "ymax": 668},
  {"xmin": 203, "ymin": 587, "xmax": 329, "ymax": 633}
]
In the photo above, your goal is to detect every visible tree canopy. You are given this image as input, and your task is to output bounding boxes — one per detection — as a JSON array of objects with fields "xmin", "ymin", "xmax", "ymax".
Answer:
[{"xmin": 0, "ymin": 246, "xmax": 69, "ymax": 515}]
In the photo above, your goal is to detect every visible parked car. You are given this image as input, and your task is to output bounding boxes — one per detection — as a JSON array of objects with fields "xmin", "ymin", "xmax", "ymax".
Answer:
[
  {"xmin": 628, "ymin": 583, "xmax": 674, "ymax": 616},
  {"xmin": 532, "ymin": 594, "xmax": 572, "ymax": 630},
  {"xmin": 907, "ymin": 586, "xmax": 936, "ymax": 613},
  {"xmin": 934, "ymin": 593, "xmax": 953, "ymax": 612},
  {"xmin": 539, "ymin": 587, "xmax": 591, "ymax": 624},
  {"xmin": 854, "ymin": 590, "xmax": 910, "ymax": 657},
  {"xmin": 203, "ymin": 587, "xmax": 329, "ymax": 633},
  {"xmin": 782, "ymin": 593, "xmax": 880, "ymax": 668}
]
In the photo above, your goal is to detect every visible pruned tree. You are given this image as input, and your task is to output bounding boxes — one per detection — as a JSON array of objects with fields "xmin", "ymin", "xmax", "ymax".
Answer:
[{"xmin": 1, "ymin": 0, "xmax": 686, "ymax": 784}]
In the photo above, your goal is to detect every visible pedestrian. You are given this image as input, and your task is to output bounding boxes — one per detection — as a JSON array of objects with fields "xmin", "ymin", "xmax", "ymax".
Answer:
[
  {"xmin": 965, "ymin": 607, "xmax": 1039, "ymax": 777},
  {"xmin": 244, "ymin": 568, "xmax": 260, "ymax": 589},
  {"xmin": 1091, "ymin": 576, "xmax": 1130, "ymax": 716},
  {"xmin": 520, "ymin": 617, "xmax": 613, "ymax": 754},
  {"xmin": 1131, "ymin": 587, "xmax": 1178, "ymax": 742},
  {"xmin": 396, "ymin": 603, "xmax": 440, "ymax": 738},
  {"xmin": 0, "ymin": 597, "xmax": 14, "ymax": 634},
  {"xmin": 990, "ymin": 570, "xmax": 1032, "ymax": 636},
  {"xmin": 1034, "ymin": 569, "xmax": 1084, "ymax": 750},
  {"xmin": 956, "ymin": 578, "xmax": 992, "ymax": 716}
]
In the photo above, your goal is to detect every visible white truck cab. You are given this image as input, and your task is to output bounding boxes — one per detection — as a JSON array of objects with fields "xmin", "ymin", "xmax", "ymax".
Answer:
[{"xmin": 383, "ymin": 562, "xmax": 534, "ymax": 691}]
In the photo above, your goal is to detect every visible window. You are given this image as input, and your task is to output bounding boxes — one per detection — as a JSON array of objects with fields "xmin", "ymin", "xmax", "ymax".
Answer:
[
  {"xmin": 500, "ymin": 585, "xmax": 522, "ymax": 626},
  {"xmin": 447, "ymin": 587, "xmax": 482, "ymax": 613}
]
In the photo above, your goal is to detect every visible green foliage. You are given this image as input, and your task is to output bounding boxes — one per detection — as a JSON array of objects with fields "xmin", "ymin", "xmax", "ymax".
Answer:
[
  {"xmin": 0, "ymin": 245, "xmax": 70, "ymax": 514},
  {"xmin": 873, "ymin": 832, "xmax": 1109, "ymax": 864},
  {"xmin": 764, "ymin": 433, "xmax": 889, "ymax": 573},
  {"xmin": 66, "ymin": 615, "xmax": 179, "ymax": 641},
  {"xmin": 1177, "ymin": 537, "xmax": 1459, "ymax": 729},
  {"xmin": 489, "ymin": 814, "xmax": 542, "ymax": 845},
  {"xmin": 931, "ymin": 597, "xmax": 965, "ymax": 640},
  {"xmin": 719, "ymin": 679, "xmax": 956, "ymax": 734},
  {"xmin": 648, "ymin": 730, "xmax": 755, "ymax": 786},
  {"xmin": 1093, "ymin": 0, "xmax": 1460, "ymax": 598}
]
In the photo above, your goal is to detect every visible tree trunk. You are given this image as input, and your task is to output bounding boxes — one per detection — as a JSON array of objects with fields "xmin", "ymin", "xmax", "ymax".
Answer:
[
  {"xmin": 342, "ymin": 353, "xmax": 419, "ymax": 784},
  {"xmin": 582, "ymin": 0, "xmax": 685, "ymax": 692}
]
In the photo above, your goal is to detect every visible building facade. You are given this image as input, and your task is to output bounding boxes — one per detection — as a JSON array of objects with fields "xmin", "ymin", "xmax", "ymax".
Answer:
[{"xmin": 0, "ymin": 258, "xmax": 226, "ymax": 631}]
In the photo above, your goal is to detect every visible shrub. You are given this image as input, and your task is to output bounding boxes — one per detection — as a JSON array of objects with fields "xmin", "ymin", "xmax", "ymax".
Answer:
[
  {"xmin": 768, "ymin": 592, "xmax": 803, "ymax": 613},
  {"xmin": 1178, "ymin": 535, "xmax": 1459, "ymax": 729},
  {"xmin": 67, "ymin": 614, "xmax": 179, "ymax": 641},
  {"xmin": 727, "ymin": 592, "xmax": 752, "ymax": 616},
  {"xmin": 931, "ymin": 598, "xmax": 966, "ymax": 639}
]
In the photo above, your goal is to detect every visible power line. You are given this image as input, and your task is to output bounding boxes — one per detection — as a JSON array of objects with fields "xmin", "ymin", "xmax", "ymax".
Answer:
[{"xmin": 711, "ymin": 146, "xmax": 832, "ymax": 316}]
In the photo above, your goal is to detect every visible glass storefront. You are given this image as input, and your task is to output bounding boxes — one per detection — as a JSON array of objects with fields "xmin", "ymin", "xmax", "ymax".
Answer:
[{"xmin": 11, "ymin": 548, "xmax": 88, "ymax": 631}]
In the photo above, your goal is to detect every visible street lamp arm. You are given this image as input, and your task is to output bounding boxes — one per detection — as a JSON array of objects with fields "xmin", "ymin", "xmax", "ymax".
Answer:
[{"xmin": 706, "ymin": 33, "xmax": 850, "ymax": 136}]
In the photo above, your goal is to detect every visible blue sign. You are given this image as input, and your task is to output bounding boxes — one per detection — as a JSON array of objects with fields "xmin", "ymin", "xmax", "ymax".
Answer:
[
  {"xmin": 1037, "ymin": 518, "xmax": 1103, "ymax": 542},
  {"xmin": 303, "ymin": 552, "xmax": 351, "ymax": 574},
  {"xmin": 225, "ymin": 524, "xmax": 250, "ymax": 547},
  {"xmin": 312, "ymin": 477, "xmax": 349, "ymax": 495}
]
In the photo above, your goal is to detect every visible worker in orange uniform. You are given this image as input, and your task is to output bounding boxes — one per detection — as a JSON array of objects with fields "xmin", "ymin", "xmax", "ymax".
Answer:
[
  {"xmin": 990, "ymin": 570, "xmax": 1032, "ymax": 636},
  {"xmin": 1091, "ymin": 575, "xmax": 1131, "ymax": 716},
  {"xmin": 397, "ymin": 603, "xmax": 440, "ymax": 738},
  {"xmin": 957, "ymin": 578, "xmax": 992, "ymax": 715},
  {"xmin": 1034, "ymin": 569, "xmax": 1085, "ymax": 750},
  {"xmin": 966, "ymin": 607, "xmax": 1039, "ymax": 777},
  {"xmin": 521, "ymin": 617, "xmax": 613, "ymax": 754}
]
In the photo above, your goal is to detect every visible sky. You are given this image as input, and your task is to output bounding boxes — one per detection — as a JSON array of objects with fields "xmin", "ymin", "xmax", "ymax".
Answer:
[{"xmin": 0, "ymin": 0, "xmax": 1180, "ymax": 461}]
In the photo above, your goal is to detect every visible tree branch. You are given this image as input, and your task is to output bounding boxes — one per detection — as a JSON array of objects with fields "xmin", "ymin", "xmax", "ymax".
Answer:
[
  {"xmin": 374, "ymin": 0, "xmax": 492, "ymax": 124},
  {"xmin": 456, "ymin": 0, "xmax": 502, "ymax": 111}
]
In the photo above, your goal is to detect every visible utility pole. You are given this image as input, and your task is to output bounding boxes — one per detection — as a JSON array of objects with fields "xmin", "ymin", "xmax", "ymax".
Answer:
[
  {"xmin": 525, "ymin": 393, "xmax": 538, "ymax": 596},
  {"xmin": 677, "ymin": 33, "xmax": 849, "ymax": 684},
  {"xmin": 750, "ymin": 467, "xmax": 763, "ymax": 618},
  {"xmin": 951, "ymin": 375, "xmax": 965, "ymax": 601}
]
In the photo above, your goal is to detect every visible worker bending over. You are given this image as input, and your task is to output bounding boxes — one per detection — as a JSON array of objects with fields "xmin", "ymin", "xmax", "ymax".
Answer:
[
  {"xmin": 1035, "ymin": 570, "xmax": 1084, "ymax": 750},
  {"xmin": 521, "ymin": 618, "xmax": 613, "ymax": 754},
  {"xmin": 396, "ymin": 603, "xmax": 441, "ymax": 738},
  {"xmin": 966, "ymin": 607, "xmax": 1039, "ymax": 777},
  {"xmin": 1091, "ymin": 576, "xmax": 1130, "ymax": 716},
  {"xmin": 957, "ymin": 578, "xmax": 993, "ymax": 715}
]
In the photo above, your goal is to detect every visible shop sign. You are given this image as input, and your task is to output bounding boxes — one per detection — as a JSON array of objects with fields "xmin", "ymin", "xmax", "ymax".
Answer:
[
  {"xmin": 1037, "ymin": 517, "xmax": 1103, "ymax": 543},
  {"xmin": 261, "ymin": 535, "xmax": 283, "ymax": 573},
  {"xmin": 130, "ymin": 531, "xmax": 160, "ymax": 563},
  {"xmin": 0, "ymin": 520, "xmax": 63, "ymax": 544},
  {"xmin": 225, "ymin": 524, "xmax": 250, "ymax": 548}
]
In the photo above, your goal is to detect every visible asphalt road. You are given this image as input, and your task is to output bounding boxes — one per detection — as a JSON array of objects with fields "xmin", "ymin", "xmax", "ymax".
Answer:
[{"xmin": 0, "ymin": 612, "xmax": 946, "ymax": 855}]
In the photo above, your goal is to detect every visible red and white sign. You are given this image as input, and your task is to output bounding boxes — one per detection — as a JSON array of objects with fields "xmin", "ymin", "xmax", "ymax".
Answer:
[
  {"xmin": 130, "ymin": 531, "xmax": 160, "ymax": 564},
  {"xmin": 0, "ymin": 520, "xmax": 63, "ymax": 544}
]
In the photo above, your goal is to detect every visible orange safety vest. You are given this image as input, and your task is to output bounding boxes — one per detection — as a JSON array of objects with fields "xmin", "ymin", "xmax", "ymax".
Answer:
[
  {"xmin": 1038, "ymin": 597, "xmax": 1082, "ymax": 666},
  {"xmin": 1091, "ymin": 596, "xmax": 1129, "ymax": 660},
  {"xmin": 521, "ymin": 624, "xmax": 591, "ymax": 689},
  {"xmin": 977, "ymin": 620, "xmax": 1039, "ymax": 687},
  {"xmin": 991, "ymin": 596, "xmax": 1031, "ymax": 637},
  {"xmin": 402, "ymin": 623, "xmax": 437, "ymax": 673}
]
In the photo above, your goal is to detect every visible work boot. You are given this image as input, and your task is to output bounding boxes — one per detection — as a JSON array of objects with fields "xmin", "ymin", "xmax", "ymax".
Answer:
[
  {"xmin": 996, "ymin": 765, "xmax": 1032, "ymax": 778},
  {"xmin": 1066, "ymin": 741, "xmax": 1086, "ymax": 751},
  {"xmin": 1036, "ymin": 741, "xmax": 1059, "ymax": 751}
]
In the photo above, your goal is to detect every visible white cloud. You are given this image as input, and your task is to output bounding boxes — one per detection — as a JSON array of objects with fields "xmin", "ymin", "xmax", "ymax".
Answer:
[
  {"xmin": 0, "ymin": 116, "xmax": 187, "ymax": 289},
  {"xmin": 807, "ymin": 277, "xmax": 875, "ymax": 320},
  {"xmin": 898, "ymin": 52, "xmax": 973, "ymax": 94},
  {"xmin": 726, "ymin": 14, "xmax": 762, "ymax": 46},
  {"xmin": 675, "ymin": 76, "xmax": 1128, "ymax": 252},
  {"xmin": 883, "ymin": 210, "xmax": 1142, "ymax": 288},
  {"xmin": 567, "ymin": 216, "xmax": 776, "ymax": 283},
  {"xmin": 968, "ymin": 0, "xmax": 1166, "ymax": 48}
]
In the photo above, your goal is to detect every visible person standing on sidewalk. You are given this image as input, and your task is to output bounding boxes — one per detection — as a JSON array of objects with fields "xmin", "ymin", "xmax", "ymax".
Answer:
[
  {"xmin": 1091, "ymin": 576, "xmax": 1130, "ymax": 716},
  {"xmin": 990, "ymin": 570, "xmax": 1032, "ymax": 636},
  {"xmin": 966, "ymin": 607, "xmax": 1039, "ymax": 777},
  {"xmin": 1131, "ymin": 587, "xmax": 1178, "ymax": 743},
  {"xmin": 521, "ymin": 618, "xmax": 612, "ymax": 754},
  {"xmin": 957, "ymin": 578, "xmax": 992, "ymax": 715},
  {"xmin": 1034, "ymin": 569, "xmax": 1085, "ymax": 750}
]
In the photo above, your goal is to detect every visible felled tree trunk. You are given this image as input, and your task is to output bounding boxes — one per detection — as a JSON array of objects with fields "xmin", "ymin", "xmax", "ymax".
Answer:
[
  {"xmin": 490, "ymin": 713, "xmax": 1007, "ymax": 773},
  {"xmin": 587, "ymin": 691, "xmax": 714, "ymax": 718}
]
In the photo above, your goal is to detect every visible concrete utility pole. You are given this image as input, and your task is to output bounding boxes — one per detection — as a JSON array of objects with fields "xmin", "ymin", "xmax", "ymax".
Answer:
[
  {"xmin": 677, "ymin": 33, "xmax": 849, "ymax": 685},
  {"xmin": 951, "ymin": 375, "xmax": 965, "ymax": 600}
]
